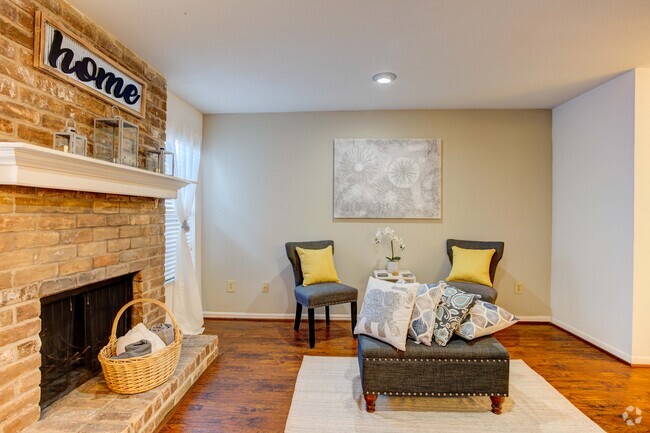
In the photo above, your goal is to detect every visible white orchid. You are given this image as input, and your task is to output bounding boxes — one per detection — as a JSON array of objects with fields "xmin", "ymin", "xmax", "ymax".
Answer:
[
  {"xmin": 373, "ymin": 227, "xmax": 406, "ymax": 261},
  {"xmin": 373, "ymin": 227, "xmax": 383, "ymax": 244}
]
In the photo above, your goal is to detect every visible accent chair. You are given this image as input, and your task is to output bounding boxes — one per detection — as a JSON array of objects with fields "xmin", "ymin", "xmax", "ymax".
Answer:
[
  {"xmin": 446, "ymin": 239, "xmax": 505, "ymax": 303},
  {"xmin": 285, "ymin": 240, "xmax": 358, "ymax": 348}
]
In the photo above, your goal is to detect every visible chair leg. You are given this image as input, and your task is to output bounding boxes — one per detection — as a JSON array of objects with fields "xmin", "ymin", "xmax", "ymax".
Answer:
[
  {"xmin": 308, "ymin": 308, "xmax": 315, "ymax": 348},
  {"xmin": 351, "ymin": 301, "xmax": 357, "ymax": 338},
  {"xmin": 325, "ymin": 306, "xmax": 330, "ymax": 325},
  {"xmin": 294, "ymin": 303, "xmax": 302, "ymax": 331}
]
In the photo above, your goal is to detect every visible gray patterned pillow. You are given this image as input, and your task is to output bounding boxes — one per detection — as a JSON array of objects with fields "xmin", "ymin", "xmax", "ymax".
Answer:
[
  {"xmin": 408, "ymin": 282, "xmax": 444, "ymax": 345},
  {"xmin": 433, "ymin": 283, "xmax": 480, "ymax": 346},
  {"xmin": 456, "ymin": 300, "xmax": 518, "ymax": 340},
  {"xmin": 354, "ymin": 277, "xmax": 419, "ymax": 351}
]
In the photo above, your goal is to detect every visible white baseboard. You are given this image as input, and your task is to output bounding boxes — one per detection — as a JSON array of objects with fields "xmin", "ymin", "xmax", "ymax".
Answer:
[
  {"xmin": 204, "ymin": 311, "xmax": 551, "ymax": 323},
  {"xmin": 551, "ymin": 317, "xmax": 633, "ymax": 364},
  {"xmin": 203, "ymin": 311, "xmax": 350, "ymax": 321},
  {"xmin": 203, "ymin": 312, "xmax": 551, "ymax": 323},
  {"xmin": 631, "ymin": 356, "xmax": 650, "ymax": 365},
  {"xmin": 516, "ymin": 315, "xmax": 551, "ymax": 322}
]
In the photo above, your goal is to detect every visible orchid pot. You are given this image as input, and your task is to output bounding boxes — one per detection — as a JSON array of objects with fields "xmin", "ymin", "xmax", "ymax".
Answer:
[{"xmin": 386, "ymin": 260, "xmax": 400, "ymax": 276}]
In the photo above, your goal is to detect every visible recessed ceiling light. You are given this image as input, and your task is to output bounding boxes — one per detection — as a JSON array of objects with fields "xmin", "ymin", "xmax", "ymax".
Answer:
[{"xmin": 372, "ymin": 72, "xmax": 397, "ymax": 84}]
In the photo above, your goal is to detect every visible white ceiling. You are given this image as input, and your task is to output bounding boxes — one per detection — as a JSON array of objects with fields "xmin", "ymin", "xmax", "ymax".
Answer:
[{"xmin": 68, "ymin": 0, "xmax": 650, "ymax": 114}]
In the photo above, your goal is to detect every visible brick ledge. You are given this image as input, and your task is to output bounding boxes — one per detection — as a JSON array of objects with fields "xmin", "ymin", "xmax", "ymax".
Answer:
[{"xmin": 24, "ymin": 334, "xmax": 219, "ymax": 433}]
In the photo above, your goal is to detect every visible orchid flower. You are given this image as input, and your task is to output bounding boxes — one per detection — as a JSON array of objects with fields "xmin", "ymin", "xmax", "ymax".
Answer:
[{"xmin": 372, "ymin": 227, "xmax": 406, "ymax": 261}]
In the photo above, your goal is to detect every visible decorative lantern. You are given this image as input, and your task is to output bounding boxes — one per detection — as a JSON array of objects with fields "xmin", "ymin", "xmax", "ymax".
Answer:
[
  {"xmin": 146, "ymin": 147, "xmax": 175, "ymax": 176},
  {"xmin": 94, "ymin": 106, "xmax": 139, "ymax": 167},
  {"xmin": 53, "ymin": 118, "xmax": 87, "ymax": 156}
]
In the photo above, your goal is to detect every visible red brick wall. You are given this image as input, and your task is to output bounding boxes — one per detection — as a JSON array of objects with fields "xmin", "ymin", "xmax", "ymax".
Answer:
[
  {"xmin": 0, "ymin": 0, "xmax": 167, "ymax": 164},
  {"xmin": 0, "ymin": 1, "xmax": 169, "ymax": 431}
]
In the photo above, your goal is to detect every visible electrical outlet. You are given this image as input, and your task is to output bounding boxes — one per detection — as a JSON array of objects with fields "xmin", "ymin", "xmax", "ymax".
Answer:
[
  {"xmin": 514, "ymin": 281, "xmax": 523, "ymax": 295},
  {"xmin": 227, "ymin": 280, "xmax": 236, "ymax": 293},
  {"xmin": 262, "ymin": 282, "xmax": 270, "ymax": 293}
]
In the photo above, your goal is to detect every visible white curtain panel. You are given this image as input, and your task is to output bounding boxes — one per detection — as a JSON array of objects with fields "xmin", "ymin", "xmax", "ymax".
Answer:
[{"xmin": 167, "ymin": 122, "xmax": 204, "ymax": 335}]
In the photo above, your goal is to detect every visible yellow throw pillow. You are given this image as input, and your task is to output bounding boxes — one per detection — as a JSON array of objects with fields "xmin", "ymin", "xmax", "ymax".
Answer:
[
  {"xmin": 447, "ymin": 246, "xmax": 495, "ymax": 287},
  {"xmin": 296, "ymin": 245, "xmax": 341, "ymax": 286}
]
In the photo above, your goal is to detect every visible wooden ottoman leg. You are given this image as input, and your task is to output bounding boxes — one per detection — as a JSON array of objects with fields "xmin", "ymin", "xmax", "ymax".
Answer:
[
  {"xmin": 490, "ymin": 396, "xmax": 505, "ymax": 414},
  {"xmin": 364, "ymin": 394, "xmax": 377, "ymax": 413}
]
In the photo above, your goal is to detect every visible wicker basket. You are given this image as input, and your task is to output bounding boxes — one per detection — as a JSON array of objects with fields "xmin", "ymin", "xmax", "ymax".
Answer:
[{"xmin": 98, "ymin": 298, "xmax": 183, "ymax": 394}]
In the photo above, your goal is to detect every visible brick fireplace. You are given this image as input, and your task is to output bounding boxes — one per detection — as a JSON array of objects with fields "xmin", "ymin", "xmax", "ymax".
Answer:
[
  {"xmin": 0, "ymin": 1, "xmax": 218, "ymax": 430},
  {"xmin": 0, "ymin": 185, "xmax": 167, "ymax": 431}
]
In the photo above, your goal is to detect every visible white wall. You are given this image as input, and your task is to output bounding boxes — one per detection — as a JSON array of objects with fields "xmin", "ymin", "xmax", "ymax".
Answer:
[
  {"xmin": 167, "ymin": 92, "xmax": 203, "ymax": 135},
  {"xmin": 200, "ymin": 109, "xmax": 552, "ymax": 319},
  {"xmin": 633, "ymin": 69, "xmax": 650, "ymax": 363},
  {"xmin": 551, "ymin": 71, "xmax": 635, "ymax": 362}
]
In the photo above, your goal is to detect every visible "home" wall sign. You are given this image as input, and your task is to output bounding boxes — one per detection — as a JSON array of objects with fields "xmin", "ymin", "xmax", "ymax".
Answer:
[{"xmin": 34, "ymin": 12, "xmax": 147, "ymax": 118}]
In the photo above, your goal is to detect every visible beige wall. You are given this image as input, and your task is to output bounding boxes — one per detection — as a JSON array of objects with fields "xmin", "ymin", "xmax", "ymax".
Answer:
[{"xmin": 200, "ymin": 110, "xmax": 552, "ymax": 318}]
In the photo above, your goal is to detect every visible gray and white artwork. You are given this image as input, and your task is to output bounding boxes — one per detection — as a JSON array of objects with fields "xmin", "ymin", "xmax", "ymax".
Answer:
[{"xmin": 333, "ymin": 138, "xmax": 441, "ymax": 219}]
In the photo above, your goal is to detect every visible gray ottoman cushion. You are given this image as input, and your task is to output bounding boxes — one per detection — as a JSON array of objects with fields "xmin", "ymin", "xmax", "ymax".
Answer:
[
  {"xmin": 295, "ymin": 283, "xmax": 358, "ymax": 308},
  {"xmin": 358, "ymin": 334, "xmax": 509, "ymax": 397},
  {"xmin": 445, "ymin": 281, "xmax": 498, "ymax": 304}
]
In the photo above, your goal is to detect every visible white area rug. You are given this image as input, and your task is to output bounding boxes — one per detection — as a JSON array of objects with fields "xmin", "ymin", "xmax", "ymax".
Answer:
[{"xmin": 285, "ymin": 356, "xmax": 604, "ymax": 433}]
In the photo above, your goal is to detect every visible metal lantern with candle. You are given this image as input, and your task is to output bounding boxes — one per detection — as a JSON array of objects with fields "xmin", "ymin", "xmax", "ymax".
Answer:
[
  {"xmin": 146, "ymin": 146, "xmax": 175, "ymax": 176},
  {"xmin": 94, "ymin": 106, "xmax": 139, "ymax": 167},
  {"xmin": 53, "ymin": 118, "xmax": 87, "ymax": 156}
]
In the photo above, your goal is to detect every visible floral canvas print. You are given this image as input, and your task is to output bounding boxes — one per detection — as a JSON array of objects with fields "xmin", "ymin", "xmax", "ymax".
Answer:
[{"xmin": 333, "ymin": 138, "xmax": 441, "ymax": 218}]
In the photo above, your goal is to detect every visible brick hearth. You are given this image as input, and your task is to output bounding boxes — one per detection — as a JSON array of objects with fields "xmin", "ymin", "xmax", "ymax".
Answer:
[{"xmin": 24, "ymin": 335, "xmax": 219, "ymax": 433}]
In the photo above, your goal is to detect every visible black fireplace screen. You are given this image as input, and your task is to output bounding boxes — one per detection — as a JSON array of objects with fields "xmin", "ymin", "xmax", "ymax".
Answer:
[{"xmin": 39, "ymin": 274, "xmax": 133, "ymax": 409}]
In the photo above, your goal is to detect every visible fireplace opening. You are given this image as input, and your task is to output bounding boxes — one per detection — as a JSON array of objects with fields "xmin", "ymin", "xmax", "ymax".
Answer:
[{"xmin": 39, "ymin": 274, "xmax": 134, "ymax": 410}]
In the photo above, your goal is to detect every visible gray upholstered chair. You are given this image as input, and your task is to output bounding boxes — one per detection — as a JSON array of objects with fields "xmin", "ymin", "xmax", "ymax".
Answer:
[
  {"xmin": 285, "ymin": 240, "xmax": 358, "ymax": 348},
  {"xmin": 446, "ymin": 239, "xmax": 505, "ymax": 304}
]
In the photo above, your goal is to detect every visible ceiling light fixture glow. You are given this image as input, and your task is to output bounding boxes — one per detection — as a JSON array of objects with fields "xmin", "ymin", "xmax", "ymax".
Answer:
[{"xmin": 372, "ymin": 72, "xmax": 397, "ymax": 84}]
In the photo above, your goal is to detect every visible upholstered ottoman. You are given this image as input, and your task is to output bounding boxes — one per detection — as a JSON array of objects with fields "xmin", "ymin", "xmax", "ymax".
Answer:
[{"xmin": 357, "ymin": 334, "xmax": 510, "ymax": 414}]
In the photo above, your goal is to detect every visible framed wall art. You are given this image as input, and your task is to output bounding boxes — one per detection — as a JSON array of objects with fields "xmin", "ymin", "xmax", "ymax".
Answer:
[{"xmin": 334, "ymin": 138, "xmax": 441, "ymax": 219}]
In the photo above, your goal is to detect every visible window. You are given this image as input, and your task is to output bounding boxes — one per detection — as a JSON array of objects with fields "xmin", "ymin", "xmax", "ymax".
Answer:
[{"xmin": 164, "ymin": 198, "xmax": 196, "ymax": 282}]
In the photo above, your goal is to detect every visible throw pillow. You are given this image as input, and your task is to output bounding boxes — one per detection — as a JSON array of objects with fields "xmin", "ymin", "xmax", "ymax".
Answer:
[
  {"xmin": 407, "ymin": 282, "xmax": 445, "ymax": 345},
  {"xmin": 354, "ymin": 277, "xmax": 419, "ymax": 351},
  {"xmin": 433, "ymin": 283, "xmax": 480, "ymax": 346},
  {"xmin": 296, "ymin": 245, "xmax": 341, "ymax": 286},
  {"xmin": 447, "ymin": 246, "xmax": 495, "ymax": 287},
  {"xmin": 456, "ymin": 300, "xmax": 519, "ymax": 340}
]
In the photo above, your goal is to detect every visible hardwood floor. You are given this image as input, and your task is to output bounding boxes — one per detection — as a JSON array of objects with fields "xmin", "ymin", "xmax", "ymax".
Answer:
[{"xmin": 158, "ymin": 319, "xmax": 650, "ymax": 433}]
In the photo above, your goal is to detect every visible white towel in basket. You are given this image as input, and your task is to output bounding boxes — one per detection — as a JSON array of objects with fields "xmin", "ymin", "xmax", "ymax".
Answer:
[{"xmin": 116, "ymin": 323, "xmax": 166, "ymax": 356}]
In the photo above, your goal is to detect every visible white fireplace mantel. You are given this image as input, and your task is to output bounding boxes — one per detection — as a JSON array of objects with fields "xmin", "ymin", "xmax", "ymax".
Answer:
[{"xmin": 0, "ymin": 142, "xmax": 193, "ymax": 199}]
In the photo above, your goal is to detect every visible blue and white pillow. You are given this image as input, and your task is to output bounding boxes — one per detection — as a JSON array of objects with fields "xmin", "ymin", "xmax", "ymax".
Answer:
[
  {"xmin": 456, "ymin": 300, "xmax": 518, "ymax": 340},
  {"xmin": 433, "ymin": 283, "xmax": 481, "ymax": 346},
  {"xmin": 408, "ymin": 282, "xmax": 444, "ymax": 345}
]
